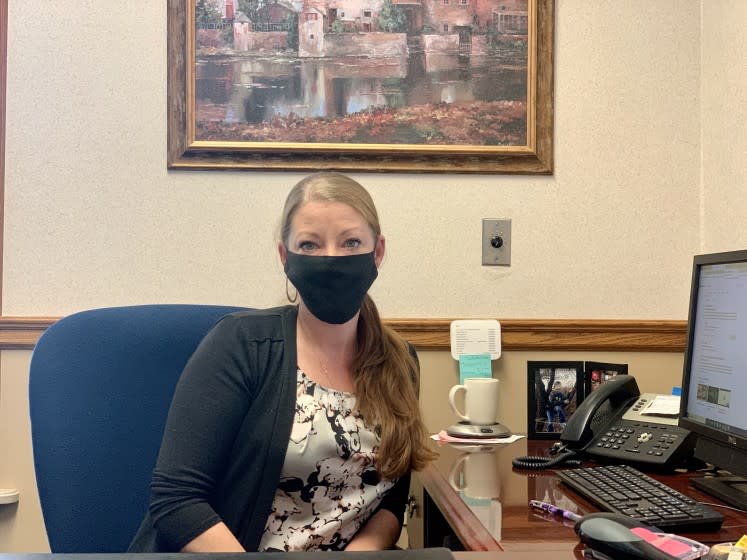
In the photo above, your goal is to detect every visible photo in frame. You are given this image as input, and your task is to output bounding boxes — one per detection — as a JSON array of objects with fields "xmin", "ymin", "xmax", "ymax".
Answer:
[
  {"xmin": 167, "ymin": 0, "xmax": 554, "ymax": 173},
  {"xmin": 527, "ymin": 361, "xmax": 583, "ymax": 440},
  {"xmin": 584, "ymin": 361, "xmax": 629, "ymax": 396}
]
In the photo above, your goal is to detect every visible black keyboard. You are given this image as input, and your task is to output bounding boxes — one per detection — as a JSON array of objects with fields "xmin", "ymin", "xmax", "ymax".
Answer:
[{"xmin": 556, "ymin": 464, "xmax": 724, "ymax": 532}]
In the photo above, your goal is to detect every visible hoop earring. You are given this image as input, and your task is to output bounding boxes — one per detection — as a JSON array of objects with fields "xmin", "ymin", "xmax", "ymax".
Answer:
[{"xmin": 285, "ymin": 277, "xmax": 298, "ymax": 303}]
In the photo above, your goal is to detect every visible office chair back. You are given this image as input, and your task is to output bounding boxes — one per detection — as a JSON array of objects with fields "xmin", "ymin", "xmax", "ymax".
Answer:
[{"xmin": 29, "ymin": 304, "xmax": 246, "ymax": 552}]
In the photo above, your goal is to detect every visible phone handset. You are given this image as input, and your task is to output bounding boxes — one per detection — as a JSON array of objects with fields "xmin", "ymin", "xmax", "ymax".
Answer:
[{"xmin": 560, "ymin": 375, "xmax": 641, "ymax": 451}]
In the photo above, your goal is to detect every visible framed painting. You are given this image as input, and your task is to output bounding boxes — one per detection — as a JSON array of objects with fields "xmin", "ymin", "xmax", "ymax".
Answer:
[
  {"xmin": 584, "ymin": 361, "xmax": 629, "ymax": 396},
  {"xmin": 167, "ymin": 0, "xmax": 554, "ymax": 173},
  {"xmin": 527, "ymin": 361, "xmax": 583, "ymax": 440}
]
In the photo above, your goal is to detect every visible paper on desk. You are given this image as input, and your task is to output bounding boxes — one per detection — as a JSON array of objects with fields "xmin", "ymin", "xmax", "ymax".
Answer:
[
  {"xmin": 641, "ymin": 395, "xmax": 681, "ymax": 416},
  {"xmin": 432, "ymin": 431, "xmax": 525, "ymax": 444}
]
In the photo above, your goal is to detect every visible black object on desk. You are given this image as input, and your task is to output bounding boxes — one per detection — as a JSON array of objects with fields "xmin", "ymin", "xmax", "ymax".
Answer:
[
  {"xmin": 446, "ymin": 421, "xmax": 511, "ymax": 439},
  {"xmin": 513, "ymin": 377, "xmax": 696, "ymax": 471},
  {"xmin": 557, "ymin": 464, "xmax": 724, "ymax": 532},
  {"xmin": 575, "ymin": 512, "xmax": 709, "ymax": 560}
]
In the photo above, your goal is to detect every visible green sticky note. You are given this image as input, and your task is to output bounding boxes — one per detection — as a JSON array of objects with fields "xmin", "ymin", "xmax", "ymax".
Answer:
[{"xmin": 459, "ymin": 354, "xmax": 492, "ymax": 384}]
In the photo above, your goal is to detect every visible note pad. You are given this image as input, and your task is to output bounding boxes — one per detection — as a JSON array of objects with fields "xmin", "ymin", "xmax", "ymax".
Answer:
[
  {"xmin": 642, "ymin": 395, "xmax": 681, "ymax": 416},
  {"xmin": 450, "ymin": 319, "xmax": 501, "ymax": 360}
]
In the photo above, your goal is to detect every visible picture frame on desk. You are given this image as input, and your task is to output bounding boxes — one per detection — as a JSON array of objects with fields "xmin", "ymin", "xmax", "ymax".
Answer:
[
  {"xmin": 166, "ymin": 0, "xmax": 555, "ymax": 173},
  {"xmin": 527, "ymin": 361, "xmax": 583, "ymax": 440},
  {"xmin": 584, "ymin": 361, "xmax": 629, "ymax": 395}
]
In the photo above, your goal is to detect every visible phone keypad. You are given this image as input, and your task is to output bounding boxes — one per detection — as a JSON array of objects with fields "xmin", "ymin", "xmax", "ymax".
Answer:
[{"xmin": 589, "ymin": 419, "xmax": 695, "ymax": 467}]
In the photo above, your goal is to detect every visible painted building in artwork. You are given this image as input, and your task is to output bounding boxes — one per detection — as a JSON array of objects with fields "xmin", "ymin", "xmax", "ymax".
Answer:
[
  {"xmin": 485, "ymin": 0, "xmax": 527, "ymax": 33},
  {"xmin": 299, "ymin": 0, "xmax": 387, "ymax": 33},
  {"xmin": 325, "ymin": 0, "xmax": 379, "ymax": 31},
  {"xmin": 298, "ymin": 7, "xmax": 326, "ymax": 56},
  {"xmin": 201, "ymin": 0, "xmax": 526, "ymax": 57},
  {"xmin": 207, "ymin": 0, "xmax": 525, "ymax": 36},
  {"xmin": 296, "ymin": 0, "xmax": 528, "ymax": 42},
  {"xmin": 422, "ymin": 0, "xmax": 526, "ymax": 37},
  {"xmin": 201, "ymin": 0, "xmax": 235, "ymax": 19},
  {"xmin": 297, "ymin": 0, "xmax": 407, "ymax": 58},
  {"xmin": 256, "ymin": 0, "xmax": 296, "ymax": 24}
]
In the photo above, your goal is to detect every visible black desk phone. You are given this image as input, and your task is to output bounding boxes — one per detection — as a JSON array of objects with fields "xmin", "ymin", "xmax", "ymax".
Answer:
[
  {"xmin": 514, "ymin": 375, "xmax": 696, "ymax": 470},
  {"xmin": 559, "ymin": 375, "xmax": 696, "ymax": 469}
]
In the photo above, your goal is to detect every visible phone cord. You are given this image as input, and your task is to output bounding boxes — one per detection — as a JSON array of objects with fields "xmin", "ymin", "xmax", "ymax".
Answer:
[{"xmin": 512, "ymin": 445, "xmax": 583, "ymax": 470}]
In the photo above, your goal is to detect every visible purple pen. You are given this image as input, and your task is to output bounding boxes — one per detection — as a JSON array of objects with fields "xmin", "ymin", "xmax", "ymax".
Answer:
[{"xmin": 529, "ymin": 500, "xmax": 583, "ymax": 522}]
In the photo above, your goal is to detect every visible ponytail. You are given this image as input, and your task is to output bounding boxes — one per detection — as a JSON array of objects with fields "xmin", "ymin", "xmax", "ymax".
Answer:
[{"xmin": 353, "ymin": 296, "xmax": 437, "ymax": 479}]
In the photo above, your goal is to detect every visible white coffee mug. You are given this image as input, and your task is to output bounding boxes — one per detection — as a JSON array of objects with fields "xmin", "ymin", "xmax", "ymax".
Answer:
[{"xmin": 448, "ymin": 377, "xmax": 499, "ymax": 425}]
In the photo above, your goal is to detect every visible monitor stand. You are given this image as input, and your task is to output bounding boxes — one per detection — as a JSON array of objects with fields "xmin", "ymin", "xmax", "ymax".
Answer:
[{"xmin": 691, "ymin": 475, "xmax": 747, "ymax": 511}]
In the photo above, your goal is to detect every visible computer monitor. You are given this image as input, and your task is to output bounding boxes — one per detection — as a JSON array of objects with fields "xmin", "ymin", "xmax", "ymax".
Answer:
[{"xmin": 679, "ymin": 249, "xmax": 747, "ymax": 511}]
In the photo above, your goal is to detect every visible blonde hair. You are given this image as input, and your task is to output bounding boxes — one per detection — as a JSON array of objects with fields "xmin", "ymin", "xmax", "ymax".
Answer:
[{"xmin": 280, "ymin": 172, "xmax": 436, "ymax": 478}]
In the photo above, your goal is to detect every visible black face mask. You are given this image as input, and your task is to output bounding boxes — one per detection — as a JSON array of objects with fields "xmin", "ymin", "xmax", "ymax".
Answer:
[{"xmin": 284, "ymin": 250, "xmax": 379, "ymax": 324}]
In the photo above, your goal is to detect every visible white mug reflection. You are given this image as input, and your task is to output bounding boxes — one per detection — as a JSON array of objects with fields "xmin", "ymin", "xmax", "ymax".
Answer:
[{"xmin": 448, "ymin": 449, "xmax": 502, "ymax": 542}]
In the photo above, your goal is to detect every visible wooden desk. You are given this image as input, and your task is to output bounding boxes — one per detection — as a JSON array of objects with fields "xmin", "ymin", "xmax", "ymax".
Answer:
[
  {"xmin": 0, "ymin": 552, "xmax": 564, "ymax": 560},
  {"xmin": 409, "ymin": 438, "xmax": 747, "ymax": 554}
]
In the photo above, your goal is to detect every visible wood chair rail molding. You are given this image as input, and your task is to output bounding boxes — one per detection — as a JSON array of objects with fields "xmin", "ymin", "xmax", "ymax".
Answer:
[
  {"xmin": 0, "ymin": 316, "xmax": 687, "ymax": 352},
  {"xmin": 390, "ymin": 318, "xmax": 687, "ymax": 352}
]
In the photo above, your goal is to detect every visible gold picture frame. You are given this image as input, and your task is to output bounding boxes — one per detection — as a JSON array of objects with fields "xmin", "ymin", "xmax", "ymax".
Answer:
[{"xmin": 167, "ymin": 0, "xmax": 554, "ymax": 173}]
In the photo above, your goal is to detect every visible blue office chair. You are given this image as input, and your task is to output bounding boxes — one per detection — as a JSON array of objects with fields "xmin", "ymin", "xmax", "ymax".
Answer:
[{"xmin": 28, "ymin": 304, "xmax": 247, "ymax": 553}]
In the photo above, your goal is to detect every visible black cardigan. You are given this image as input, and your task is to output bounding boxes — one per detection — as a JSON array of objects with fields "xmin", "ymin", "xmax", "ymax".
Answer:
[{"xmin": 129, "ymin": 305, "xmax": 411, "ymax": 552}]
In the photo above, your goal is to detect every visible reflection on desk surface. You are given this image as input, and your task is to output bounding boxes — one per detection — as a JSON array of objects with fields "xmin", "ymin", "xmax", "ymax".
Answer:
[
  {"xmin": 434, "ymin": 439, "xmax": 587, "ymax": 544},
  {"xmin": 415, "ymin": 438, "xmax": 747, "ymax": 551}
]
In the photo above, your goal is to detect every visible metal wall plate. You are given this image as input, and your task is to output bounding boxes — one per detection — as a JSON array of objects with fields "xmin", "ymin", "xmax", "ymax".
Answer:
[{"xmin": 482, "ymin": 219, "xmax": 511, "ymax": 266}]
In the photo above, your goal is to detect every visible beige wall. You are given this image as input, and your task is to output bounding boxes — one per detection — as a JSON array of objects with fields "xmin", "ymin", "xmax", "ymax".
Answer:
[
  {"xmin": 0, "ymin": 352, "xmax": 47, "ymax": 552},
  {"xmin": 701, "ymin": 1, "xmax": 747, "ymax": 251},
  {"xmin": 3, "ymin": 1, "xmax": 705, "ymax": 319},
  {"xmin": 1, "ymin": 0, "xmax": 746, "ymax": 553}
]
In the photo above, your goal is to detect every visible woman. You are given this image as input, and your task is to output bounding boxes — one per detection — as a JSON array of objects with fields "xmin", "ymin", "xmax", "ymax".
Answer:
[{"xmin": 129, "ymin": 172, "xmax": 435, "ymax": 552}]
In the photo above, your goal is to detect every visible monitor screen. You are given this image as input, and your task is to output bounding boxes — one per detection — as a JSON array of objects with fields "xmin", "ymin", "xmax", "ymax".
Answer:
[{"xmin": 679, "ymin": 249, "xmax": 747, "ymax": 510}]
